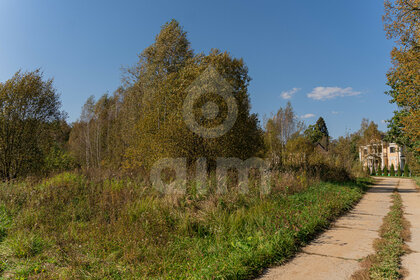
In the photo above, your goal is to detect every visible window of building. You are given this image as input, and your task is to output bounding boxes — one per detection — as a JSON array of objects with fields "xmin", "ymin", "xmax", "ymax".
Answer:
[{"xmin": 390, "ymin": 147, "xmax": 396, "ymax": 153}]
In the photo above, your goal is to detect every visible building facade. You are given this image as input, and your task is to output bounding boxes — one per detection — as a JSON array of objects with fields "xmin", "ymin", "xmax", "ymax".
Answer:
[{"xmin": 359, "ymin": 141, "xmax": 405, "ymax": 172}]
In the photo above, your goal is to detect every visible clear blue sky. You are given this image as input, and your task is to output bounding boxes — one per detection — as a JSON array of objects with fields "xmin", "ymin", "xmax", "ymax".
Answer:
[{"xmin": 0, "ymin": 0, "xmax": 397, "ymax": 138}]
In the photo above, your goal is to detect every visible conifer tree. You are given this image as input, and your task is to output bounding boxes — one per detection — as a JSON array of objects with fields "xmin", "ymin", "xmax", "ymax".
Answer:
[
  {"xmin": 397, "ymin": 163, "xmax": 402, "ymax": 176},
  {"xmin": 383, "ymin": 165, "xmax": 388, "ymax": 177},
  {"xmin": 404, "ymin": 163, "xmax": 409, "ymax": 177},
  {"xmin": 390, "ymin": 163, "xmax": 395, "ymax": 176}
]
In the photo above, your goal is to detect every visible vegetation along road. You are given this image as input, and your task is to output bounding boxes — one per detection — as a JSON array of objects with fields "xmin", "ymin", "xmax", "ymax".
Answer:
[{"xmin": 259, "ymin": 177, "xmax": 420, "ymax": 280}]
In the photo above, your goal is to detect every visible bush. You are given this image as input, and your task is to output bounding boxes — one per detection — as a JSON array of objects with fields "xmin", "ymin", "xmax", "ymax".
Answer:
[
  {"xmin": 371, "ymin": 165, "xmax": 376, "ymax": 176},
  {"xmin": 390, "ymin": 164, "xmax": 395, "ymax": 176},
  {"xmin": 383, "ymin": 166, "xmax": 388, "ymax": 177},
  {"xmin": 44, "ymin": 145, "xmax": 76, "ymax": 174},
  {"xmin": 404, "ymin": 164, "xmax": 410, "ymax": 177},
  {"xmin": 397, "ymin": 164, "xmax": 402, "ymax": 176}
]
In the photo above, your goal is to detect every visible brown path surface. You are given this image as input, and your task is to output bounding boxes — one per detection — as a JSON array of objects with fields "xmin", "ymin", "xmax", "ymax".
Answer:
[
  {"xmin": 258, "ymin": 177, "xmax": 400, "ymax": 280},
  {"xmin": 400, "ymin": 178, "xmax": 420, "ymax": 280}
]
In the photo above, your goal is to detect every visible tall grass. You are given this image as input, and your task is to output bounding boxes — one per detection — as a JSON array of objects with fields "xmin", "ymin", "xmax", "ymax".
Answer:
[
  {"xmin": 0, "ymin": 172, "xmax": 367, "ymax": 279},
  {"xmin": 414, "ymin": 177, "xmax": 420, "ymax": 188}
]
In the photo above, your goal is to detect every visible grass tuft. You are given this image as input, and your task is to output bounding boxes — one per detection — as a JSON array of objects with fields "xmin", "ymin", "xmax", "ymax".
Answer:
[{"xmin": 352, "ymin": 190, "xmax": 410, "ymax": 280}]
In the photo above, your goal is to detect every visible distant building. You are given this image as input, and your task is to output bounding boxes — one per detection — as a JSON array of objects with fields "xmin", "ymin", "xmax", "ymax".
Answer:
[{"xmin": 359, "ymin": 141, "xmax": 405, "ymax": 172}]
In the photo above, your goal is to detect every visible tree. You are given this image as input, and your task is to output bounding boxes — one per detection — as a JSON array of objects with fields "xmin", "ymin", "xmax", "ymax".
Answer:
[
  {"xmin": 69, "ymin": 91, "xmax": 129, "ymax": 169},
  {"xmin": 359, "ymin": 120, "xmax": 383, "ymax": 146},
  {"xmin": 390, "ymin": 163, "xmax": 396, "ymax": 176},
  {"xmin": 330, "ymin": 134, "xmax": 359, "ymax": 173},
  {"xmin": 386, "ymin": 110, "xmax": 420, "ymax": 175},
  {"xmin": 264, "ymin": 102, "xmax": 304, "ymax": 168},
  {"xmin": 397, "ymin": 163, "xmax": 402, "ymax": 176},
  {"xmin": 383, "ymin": 0, "xmax": 420, "ymax": 163},
  {"xmin": 371, "ymin": 165, "xmax": 376, "ymax": 176},
  {"xmin": 383, "ymin": 165, "xmax": 388, "ymax": 177},
  {"xmin": 404, "ymin": 163, "xmax": 410, "ymax": 177},
  {"xmin": 304, "ymin": 117, "xmax": 329, "ymax": 149},
  {"xmin": 0, "ymin": 70, "xmax": 64, "ymax": 179},
  {"xmin": 316, "ymin": 117, "xmax": 329, "ymax": 149},
  {"xmin": 77, "ymin": 20, "xmax": 266, "ymax": 171}
]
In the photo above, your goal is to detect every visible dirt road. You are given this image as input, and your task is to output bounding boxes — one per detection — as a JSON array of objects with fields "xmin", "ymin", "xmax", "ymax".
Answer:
[{"xmin": 258, "ymin": 177, "xmax": 419, "ymax": 280}]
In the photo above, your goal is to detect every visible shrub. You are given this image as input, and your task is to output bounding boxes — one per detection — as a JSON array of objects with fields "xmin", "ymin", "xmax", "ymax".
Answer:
[
  {"xmin": 397, "ymin": 164, "xmax": 402, "ymax": 176},
  {"xmin": 371, "ymin": 165, "xmax": 376, "ymax": 176},
  {"xmin": 362, "ymin": 166, "xmax": 371, "ymax": 177},
  {"xmin": 390, "ymin": 164, "xmax": 395, "ymax": 176},
  {"xmin": 44, "ymin": 145, "xmax": 76, "ymax": 174},
  {"xmin": 404, "ymin": 164, "xmax": 409, "ymax": 177},
  {"xmin": 383, "ymin": 166, "xmax": 388, "ymax": 177}
]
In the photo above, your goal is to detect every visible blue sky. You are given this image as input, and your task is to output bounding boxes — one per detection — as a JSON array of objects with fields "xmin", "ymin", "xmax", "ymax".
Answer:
[{"xmin": 0, "ymin": 0, "xmax": 397, "ymax": 138}]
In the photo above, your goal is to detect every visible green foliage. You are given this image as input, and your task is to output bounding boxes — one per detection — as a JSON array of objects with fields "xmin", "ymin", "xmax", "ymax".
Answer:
[
  {"xmin": 359, "ymin": 119, "xmax": 383, "ymax": 146},
  {"xmin": 304, "ymin": 124, "xmax": 324, "ymax": 144},
  {"xmin": 383, "ymin": 0, "xmax": 420, "ymax": 170},
  {"xmin": 371, "ymin": 165, "xmax": 376, "ymax": 176},
  {"xmin": 304, "ymin": 117, "xmax": 329, "ymax": 149},
  {"xmin": 70, "ymin": 20, "xmax": 264, "ymax": 171},
  {"xmin": 264, "ymin": 102, "xmax": 304, "ymax": 168},
  {"xmin": 0, "ymin": 172, "xmax": 366, "ymax": 279},
  {"xmin": 397, "ymin": 164, "xmax": 402, "ymax": 176},
  {"xmin": 414, "ymin": 177, "xmax": 420, "ymax": 188},
  {"xmin": 0, "ymin": 70, "xmax": 65, "ymax": 179},
  {"xmin": 0, "ymin": 204, "xmax": 11, "ymax": 242},
  {"xmin": 7, "ymin": 233, "xmax": 46, "ymax": 258},
  {"xmin": 383, "ymin": 166, "xmax": 388, "ymax": 177},
  {"xmin": 404, "ymin": 164, "xmax": 409, "ymax": 177},
  {"xmin": 390, "ymin": 164, "xmax": 395, "ymax": 176},
  {"xmin": 44, "ymin": 145, "xmax": 75, "ymax": 173}
]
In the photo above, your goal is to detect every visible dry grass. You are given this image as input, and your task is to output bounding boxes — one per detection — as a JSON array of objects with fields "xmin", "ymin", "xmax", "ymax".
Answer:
[{"xmin": 0, "ymin": 172, "xmax": 367, "ymax": 279}]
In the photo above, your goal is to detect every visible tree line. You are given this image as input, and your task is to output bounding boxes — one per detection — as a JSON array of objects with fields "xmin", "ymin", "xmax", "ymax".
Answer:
[
  {"xmin": 0, "ymin": 0, "xmax": 418, "ymax": 180},
  {"xmin": 383, "ymin": 0, "xmax": 420, "ymax": 173}
]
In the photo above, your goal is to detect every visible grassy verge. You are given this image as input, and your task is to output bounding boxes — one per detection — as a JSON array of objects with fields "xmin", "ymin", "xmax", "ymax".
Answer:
[
  {"xmin": 0, "ymin": 173, "xmax": 368, "ymax": 279},
  {"xmin": 414, "ymin": 177, "xmax": 420, "ymax": 188},
  {"xmin": 352, "ymin": 191, "xmax": 410, "ymax": 280}
]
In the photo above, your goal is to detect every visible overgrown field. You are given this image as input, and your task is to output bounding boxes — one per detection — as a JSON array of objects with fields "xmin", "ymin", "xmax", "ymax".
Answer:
[{"xmin": 0, "ymin": 173, "xmax": 368, "ymax": 279}]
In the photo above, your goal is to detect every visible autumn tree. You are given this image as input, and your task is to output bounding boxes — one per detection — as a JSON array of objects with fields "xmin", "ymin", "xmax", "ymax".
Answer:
[
  {"xmin": 72, "ymin": 20, "xmax": 264, "ymax": 171},
  {"xmin": 264, "ymin": 102, "xmax": 304, "ymax": 168},
  {"xmin": 359, "ymin": 119, "xmax": 383, "ymax": 146},
  {"xmin": 0, "ymin": 70, "xmax": 64, "ymax": 179},
  {"xmin": 330, "ymin": 135, "xmax": 357, "ymax": 173},
  {"xmin": 69, "ymin": 92, "xmax": 127, "ymax": 169},
  {"xmin": 383, "ymin": 0, "xmax": 420, "ymax": 173}
]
